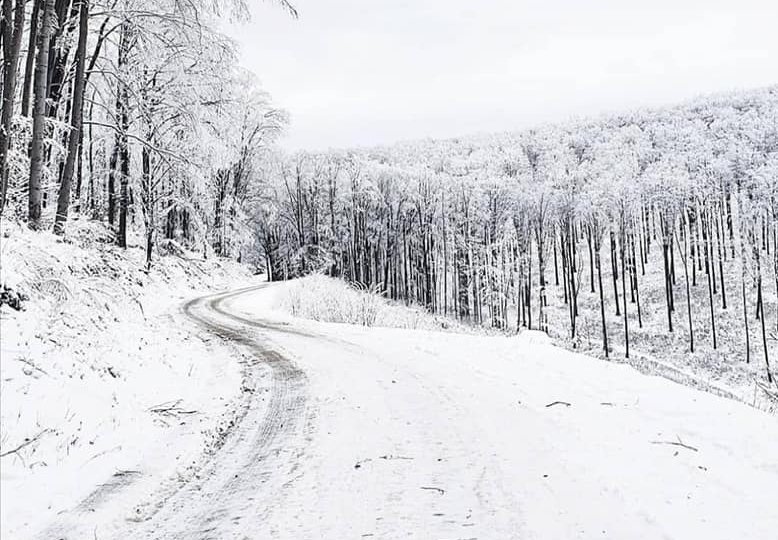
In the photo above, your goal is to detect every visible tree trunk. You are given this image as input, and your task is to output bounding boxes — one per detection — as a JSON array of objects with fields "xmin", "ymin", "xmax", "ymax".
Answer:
[
  {"xmin": 0, "ymin": 0, "xmax": 26, "ymax": 213},
  {"xmin": 115, "ymin": 22, "xmax": 131, "ymax": 247},
  {"xmin": 53, "ymin": 0, "xmax": 88, "ymax": 235},
  {"xmin": 27, "ymin": 0, "xmax": 55, "ymax": 229},
  {"xmin": 610, "ymin": 230, "xmax": 621, "ymax": 316},
  {"xmin": 20, "ymin": 0, "xmax": 41, "ymax": 117},
  {"xmin": 587, "ymin": 227, "xmax": 595, "ymax": 293},
  {"xmin": 595, "ymin": 234, "xmax": 609, "ymax": 357},
  {"xmin": 704, "ymin": 211, "xmax": 717, "ymax": 350},
  {"xmin": 620, "ymin": 221, "xmax": 629, "ymax": 359},
  {"xmin": 755, "ymin": 255, "xmax": 772, "ymax": 382},
  {"xmin": 663, "ymin": 237, "xmax": 673, "ymax": 332},
  {"xmin": 715, "ymin": 203, "xmax": 727, "ymax": 309}
]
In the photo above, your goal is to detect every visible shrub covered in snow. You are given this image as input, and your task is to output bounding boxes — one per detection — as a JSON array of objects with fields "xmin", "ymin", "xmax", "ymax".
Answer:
[{"xmin": 276, "ymin": 274, "xmax": 479, "ymax": 333}]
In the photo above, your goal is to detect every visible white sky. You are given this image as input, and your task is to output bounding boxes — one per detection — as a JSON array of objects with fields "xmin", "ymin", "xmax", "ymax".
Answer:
[{"xmin": 227, "ymin": 0, "xmax": 778, "ymax": 151}]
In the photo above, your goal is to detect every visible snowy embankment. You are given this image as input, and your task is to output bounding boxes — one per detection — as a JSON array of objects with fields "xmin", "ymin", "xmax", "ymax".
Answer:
[
  {"xmin": 281, "ymin": 274, "xmax": 778, "ymax": 412},
  {"xmin": 223, "ymin": 283, "xmax": 778, "ymax": 540},
  {"xmin": 0, "ymin": 220, "xmax": 255, "ymax": 539},
  {"xmin": 276, "ymin": 274, "xmax": 480, "ymax": 332}
]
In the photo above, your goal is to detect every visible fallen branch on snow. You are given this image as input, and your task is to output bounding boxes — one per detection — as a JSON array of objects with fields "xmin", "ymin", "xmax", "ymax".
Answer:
[
  {"xmin": 420, "ymin": 486, "xmax": 445, "ymax": 495},
  {"xmin": 379, "ymin": 454, "xmax": 413, "ymax": 461},
  {"xmin": 0, "ymin": 429, "xmax": 54, "ymax": 458},
  {"xmin": 545, "ymin": 401, "xmax": 571, "ymax": 408},
  {"xmin": 148, "ymin": 399, "xmax": 199, "ymax": 416},
  {"xmin": 16, "ymin": 357, "xmax": 50, "ymax": 376},
  {"xmin": 650, "ymin": 436, "xmax": 698, "ymax": 452}
]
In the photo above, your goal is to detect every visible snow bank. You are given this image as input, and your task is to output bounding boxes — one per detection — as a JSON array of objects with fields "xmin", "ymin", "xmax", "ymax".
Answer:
[
  {"xmin": 275, "ymin": 275, "xmax": 777, "ymax": 412},
  {"xmin": 275, "ymin": 274, "xmax": 479, "ymax": 333},
  {"xmin": 513, "ymin": 329, "xmax": 553, "ymax": 347},
  {"xmin": 0, "ymin": 218, "xmax": 255, "ymax": 538}
]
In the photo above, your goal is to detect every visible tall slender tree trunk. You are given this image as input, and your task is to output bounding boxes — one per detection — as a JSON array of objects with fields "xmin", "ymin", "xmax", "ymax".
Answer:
[
  {"xmin": 631, "ymin": 232, "xmax": 642, "ymax": 328},
  {"xmin": 20, "ymin": 0, "xmax": 41, "ymax": 117},
  {"xmin": 53, "ymin": 0, "xmax": 88, "ymax": 235},
  {"xmin": 27, "ymin": 0, "xmax": 55, "ymax": 229},
  {"xmin": 620, "ymin": 226, "xmax": 629, "ymax": 359},
  {"xmin": 677, "ymin": 222, "xmax": 694, "ymax": 353},
  {"xmin": 705, "ymin": 211, "xmax": 717, "ymax": 350},
  {"xmin": 610, "ymin": 230, "xmax": 621, "ymax": 316},
  {"xmin": 587, "ymin": 227, "xmax": 595, "ymax": 293},
  {"xmin": 115, "ymin": 21, "xmax": 131, "ymax": 247},
  {"xmin": 142, "ymin": 142, "xmax": 153, "ymax": 270},
  {"xmin": 715, "ymin": 204, "xmax": 727, "ymax": 309},
  {"xmin": 595, "ymin": 233, "xmax": 609, "ymax": 358},
  {"xmin": 663, "ymin": 236, "xmax": 673, "ymax": 332},
  {"xmin": 0, "ymin": 0, "xmax": 26, "ymax": 213},
  {"xmin": 755, "ymin": 257, "xmax": 772, "ymax": 382}
]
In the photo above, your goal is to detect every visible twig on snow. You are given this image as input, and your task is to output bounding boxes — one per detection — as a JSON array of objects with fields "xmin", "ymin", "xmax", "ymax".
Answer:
[
  {"xmin": 420, "ymin": 486, "xmax": 445, "ymax": 495},
  {"xmin": 651, "ymin": 435, "xmax": 698, "ymax": 452},
  {"xmin": 545, "ymin": 401, "xmax": 571, "ymax": 408},
  {"xmin": 16, "ymin": 357, "xmax": 50, "ymax": 376},
  {"xmin": 0, "ymin": 429, "xmax": 54, "ymax": 458},
  {"xmin": 148, "ymin": 399, "xmax": 199, "ymax": 416}
]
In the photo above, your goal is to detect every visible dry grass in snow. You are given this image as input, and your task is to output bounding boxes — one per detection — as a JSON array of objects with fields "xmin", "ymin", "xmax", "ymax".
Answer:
[{"xmin": 276, "ymin": 274, "xmax": 479, "ymax": 333}]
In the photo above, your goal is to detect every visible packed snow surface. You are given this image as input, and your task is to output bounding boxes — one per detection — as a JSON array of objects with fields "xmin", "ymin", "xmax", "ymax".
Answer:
[
  {"xmin": 3, "ymin": 270, "xmax": 777, "ymax": 539},
  {"xmin": 222, "ymin": 284, "xmax": 778, "ymax": 540}
]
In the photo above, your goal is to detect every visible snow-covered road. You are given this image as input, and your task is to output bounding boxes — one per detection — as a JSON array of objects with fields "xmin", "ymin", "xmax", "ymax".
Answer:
[{"xmin": 41, "ymin": 283, "xmax": 778, "ymax": 540}]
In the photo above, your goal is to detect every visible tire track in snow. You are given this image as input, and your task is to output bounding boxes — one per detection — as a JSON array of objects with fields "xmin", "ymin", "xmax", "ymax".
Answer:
[
  {"xmin": 37, "ymin": 284, "xmax": 314, "ymax": 540},
  {"xmin": 126, "ymin": 285, "xmax": 313, "ymax": 539}
]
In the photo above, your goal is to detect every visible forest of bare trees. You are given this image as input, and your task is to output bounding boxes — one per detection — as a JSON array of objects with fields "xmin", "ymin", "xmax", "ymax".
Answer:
[
  {"xmin": 1, "ymin": 0, "xmax": 290, "ymax": 268},
  {"xmin": 252, "ymin": 88, "xmax": 777, "ymax": 382}
]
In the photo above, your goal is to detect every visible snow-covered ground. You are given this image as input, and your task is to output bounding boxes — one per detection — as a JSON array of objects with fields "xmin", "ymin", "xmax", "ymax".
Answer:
[
  {"xmin": 3, "ymin": 232, "xmax": 777, "ymax": 538},
  {"xmin": 0, "ymin": 221, "xmax": 257, "ymax": 539},
  {"xmin": 220, "ymin": 284, "xmax": 778, "ymax": 540}
]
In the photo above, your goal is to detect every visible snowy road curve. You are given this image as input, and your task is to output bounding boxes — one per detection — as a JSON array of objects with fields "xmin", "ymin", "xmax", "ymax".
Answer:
[{"xmin": 39, "ymin": 283, "xmax": 778, "ymax": 540}]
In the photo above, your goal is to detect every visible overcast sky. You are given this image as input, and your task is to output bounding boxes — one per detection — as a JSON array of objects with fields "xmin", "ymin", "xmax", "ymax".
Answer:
[{"xmin": 227, "ymin": 0, "xmax": 778, "ymax": 151}]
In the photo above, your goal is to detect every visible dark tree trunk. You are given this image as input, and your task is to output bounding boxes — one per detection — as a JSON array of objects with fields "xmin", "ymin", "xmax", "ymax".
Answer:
[
  {"xmin": 0, "ymin": 0, "xmax": 26, "ymax": 213},
  {"xmin": 595, "ymin": 233, "xmax": 609, "ymax": 357},
  {"xmin": 53, "ymin": 0, "xmax": 88, "ymax": 235},
  {"xmin": 610, "ymin": 230, "xmax": 620, "ymax": 316},
  {"xmin": 115, "ymin": 22, "xmax": 131, "ymax": 248}
]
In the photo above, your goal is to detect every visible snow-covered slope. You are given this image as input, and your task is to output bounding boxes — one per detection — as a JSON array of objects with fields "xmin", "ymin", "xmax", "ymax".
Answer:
[{"xmin": 0, "ymin": 220, "xmax": 258, "ymax": 539}]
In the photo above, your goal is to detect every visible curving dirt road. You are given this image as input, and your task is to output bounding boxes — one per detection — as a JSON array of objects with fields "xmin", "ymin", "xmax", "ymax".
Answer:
[{"xmin": 37, "ymin": 283, "xmax": 778, "ymax": 540}]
